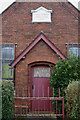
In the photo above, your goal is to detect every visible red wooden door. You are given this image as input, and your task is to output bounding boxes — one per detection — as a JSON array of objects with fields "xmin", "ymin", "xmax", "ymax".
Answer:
[{"xmin": 31, "ymin": 65, "xmax": 52, "ymax": 111}]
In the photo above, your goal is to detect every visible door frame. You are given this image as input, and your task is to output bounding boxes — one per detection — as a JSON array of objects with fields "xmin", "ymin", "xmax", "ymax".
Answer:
[
  {"xmin": 28, "ymin": 61, "xmax": 55, "ymax": 97},
  {"xmin": 27, "ymin": 61, "xmax": 55, "ymax": 111}
]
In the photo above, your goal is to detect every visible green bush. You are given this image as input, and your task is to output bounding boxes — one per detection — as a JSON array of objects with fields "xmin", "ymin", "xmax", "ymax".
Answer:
[
  {"xmin": 50, "ymin": 55, "xmax": 80, "ymax": 114},
  {"xmin": 50, "ymin": 56, "xmax": 80, "ymax": 96},
  {"xmin": 2, "ymin": 80, "xmax": 14, "ymax": 120},
  {"xmin": 65, "ymin": 81, "xmax": 80, "ymax": 118}
]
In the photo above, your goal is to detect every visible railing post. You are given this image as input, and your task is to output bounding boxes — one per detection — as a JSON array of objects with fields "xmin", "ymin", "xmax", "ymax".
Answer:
[
  {"xmin": 13, "ymin": 100, "xmax": 15, "ymax": 120},
  {"xmin": 59, "ymin": 88, "xmax": 60, "ymax": 97},
  {"xmin": 56, "ymin": 100, "xmax": 57, "ymax": 119},
  {"xmin": 23, "ymin": 88, "xmax": 24, "ymax": 97},
  {"xmin": 62, "ymin": 98, "xmax": 64, "ymax": 120},
  {"xmin": 17, "ymin": 87, "xmax": 19, "ymax": 97},
  {"xmin": 48, "ymin": 86, "xmax": 49, "ymax": 97},
  {"xmin": 43, "ymin": 85, "xmax": 44, "ymax": 97},
  {"xmin": 20, "ymin": 104, "xmax": 22, "ymax": 119},
  {"xmin": 53, "ymin": 88, "xmax": 54, "ymax": 97}
]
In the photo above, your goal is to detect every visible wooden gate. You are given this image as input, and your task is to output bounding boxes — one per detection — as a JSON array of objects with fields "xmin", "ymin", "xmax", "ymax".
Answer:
[{"xmin": 14, "ymin": 87, "xmax": 64, "ymax": 119}]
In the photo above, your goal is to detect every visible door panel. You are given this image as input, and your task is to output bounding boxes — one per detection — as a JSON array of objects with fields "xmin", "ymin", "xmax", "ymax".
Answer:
[{"xmin": 31, "ymin": 65, "xmax": 52, "ymax": 111}]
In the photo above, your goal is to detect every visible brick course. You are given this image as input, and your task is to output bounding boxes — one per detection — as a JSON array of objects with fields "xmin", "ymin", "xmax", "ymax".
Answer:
[{"xmin": 2, "ymin": 2, "xmax": 78, "ymax": 108}]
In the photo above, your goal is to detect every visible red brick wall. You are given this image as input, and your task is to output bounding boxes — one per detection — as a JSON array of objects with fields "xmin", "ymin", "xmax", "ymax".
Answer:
[
  {"xmin": 2, "ymin": 2, "xmax": 78, "ymax": 56},
  {"xmin": 2, "ymin": 2, "xmax": 78, "ymax": 106}
]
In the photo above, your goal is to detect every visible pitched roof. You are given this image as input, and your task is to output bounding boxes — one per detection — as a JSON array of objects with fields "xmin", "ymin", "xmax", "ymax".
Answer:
[
  {"xmin": 11, "ymin": 32, "xmax": 67, "ymax": 68},
  {"xmin": 67, "ymin": 0, "xmax": 79, "ymax": 11},
  {"xmin": 0, "ymin": 0, "xmax": 79, "ymax": 14},
  {"xmin": 0, "ymin": 0, "xmax": 16, "ymax": 14}
]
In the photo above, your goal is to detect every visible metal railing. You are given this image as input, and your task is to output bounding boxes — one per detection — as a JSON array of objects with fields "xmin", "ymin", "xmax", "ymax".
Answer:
[{"xmin": 14, "ymin": 87, "xmax": 64, "ymax": 119}]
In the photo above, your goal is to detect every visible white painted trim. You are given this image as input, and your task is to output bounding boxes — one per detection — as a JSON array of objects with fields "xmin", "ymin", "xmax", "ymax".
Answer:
[
  {"xmin": 32, "ymin": 20, "xmax": 52, "ymax": 23},
  {"xmin": 31, "ymin": 6, "xmax": 53, "ymax": 13},
  {"xmin": 31, "ymin": 6, "xmax": 52, "ymax": 23}
]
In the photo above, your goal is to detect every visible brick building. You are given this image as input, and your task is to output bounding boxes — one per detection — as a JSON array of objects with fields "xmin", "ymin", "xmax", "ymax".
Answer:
[{"xmin": 2, "ymin": 1, "xmax": 79, "ymax": 113}]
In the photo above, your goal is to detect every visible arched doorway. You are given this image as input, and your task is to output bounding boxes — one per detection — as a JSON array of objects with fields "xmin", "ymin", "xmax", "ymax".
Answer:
[{"xmin": 30, "ymin": 63, "xmax": 53, "ymax": 111}]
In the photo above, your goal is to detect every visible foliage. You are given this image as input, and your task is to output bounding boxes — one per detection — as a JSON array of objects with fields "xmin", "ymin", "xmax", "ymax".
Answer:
[
  {"xmin": 2, "ymin": 63, "xmax": 13, "ymax": 80},
  {"xmin": 2, "ymin": 80, "xmax": 14, "ymax": 120},
  {"xmin": 65, "ymin": 81, "xmax": 80, "ymax": 118},
  {"xmin": 50, "ymin": 55, "xmax": 80, "ymax": 97},
  {"xmin": 50, "ymin": 55, "xmax": 80, "ymax": 115}
]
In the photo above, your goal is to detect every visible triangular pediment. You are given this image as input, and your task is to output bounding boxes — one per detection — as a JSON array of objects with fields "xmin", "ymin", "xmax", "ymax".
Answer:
[
  {"xmin": 31, "ymin": 6, "xmax": 52, "ymax": 23},
  {"xmin": 11, "ymin": 32, "xmax": 67, "ymax": 68},
  {"xmin": 31, "ymin": 6, "xmax": 52, "ymax": 13}
]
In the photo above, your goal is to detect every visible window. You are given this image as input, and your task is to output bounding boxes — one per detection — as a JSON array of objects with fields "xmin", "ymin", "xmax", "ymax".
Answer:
[
  {"xmin": 68, "ymin": 47, "xmax": 80, "ymax": 57},
  {"xmin": 2, "ymin": 47, "xmax": 14, "ymax": 60},
  {"xmin": 34, "ymin": 67, "xmax": 50, "ymax": 77},
  {"xmin": 2, "ymin": 44, "xmax": 14, "ymax": 80}
]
